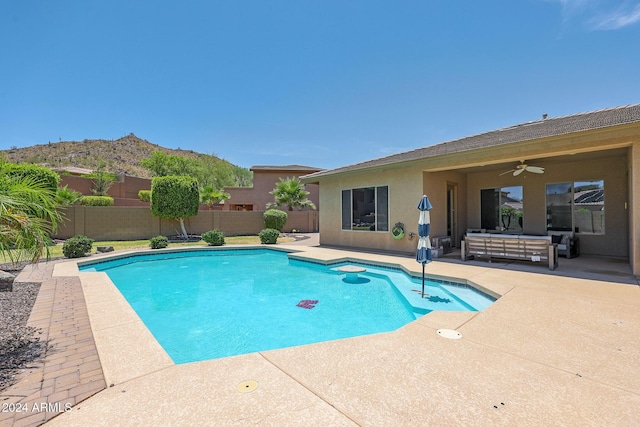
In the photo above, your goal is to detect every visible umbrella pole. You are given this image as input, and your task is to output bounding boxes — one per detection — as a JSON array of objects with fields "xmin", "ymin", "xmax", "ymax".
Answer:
[{"xmin": 421, "ymin": 263, "xmax": 425, "ymax": 298}]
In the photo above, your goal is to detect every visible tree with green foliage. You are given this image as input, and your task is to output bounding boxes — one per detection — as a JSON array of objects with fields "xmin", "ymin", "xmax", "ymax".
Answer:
[
  {"xmin": 141, "ymin": 151, "xmax": 253, "ymax": 192},
  {"xmin": 141, "ymin": 152, "xmax": 203, "ymax": 179},
  {"xmin": 0, "ymin": 160, "xmax": 63, "ymax": 263},
  {"xmin": 197, "ymin": 155, "xmax": 233, "ymax": 189},
  {"xmin": 231, "ymin": 165, "xmax": 252, "ymax": 187},
  {"xmin": 500, "ymin": 206, "xmax": 517, "ymax": 230},
  {"xmin": 199, "ymin": 185, "xmax": 230, "ymax": 210},
  {"xmin": 267, "ymin": 177, "xmax": 317, "ymax": 211},
  {"xmin": 88, "ymin": 159, "xmax": 115, "ymax": 196},
  {"xmin": 150, "ymin": 176, "xmax": 199, "ymax": 239}
]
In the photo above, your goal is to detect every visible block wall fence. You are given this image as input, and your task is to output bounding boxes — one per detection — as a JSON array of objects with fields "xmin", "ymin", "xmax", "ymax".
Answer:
[{"xmin": 54, "ymin": 206, "xmax": 319, "ymax": 240}]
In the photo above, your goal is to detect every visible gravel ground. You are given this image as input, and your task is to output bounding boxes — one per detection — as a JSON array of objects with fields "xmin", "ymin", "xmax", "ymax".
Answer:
[{"xmin": 0, "ymin": 263, "xmax": 47, "ymax": 392}]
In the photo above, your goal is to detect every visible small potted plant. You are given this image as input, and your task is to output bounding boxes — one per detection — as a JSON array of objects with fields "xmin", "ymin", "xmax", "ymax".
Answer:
[{"xmin": 391, "ymin": 223, "xmax": 405, "ymax": 239}]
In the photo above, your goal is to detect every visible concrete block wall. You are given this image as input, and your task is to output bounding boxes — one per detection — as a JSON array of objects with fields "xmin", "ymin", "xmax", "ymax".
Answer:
[{"xmin": 54, "ymin": 206, "xmax": 318, "ymax": 240}]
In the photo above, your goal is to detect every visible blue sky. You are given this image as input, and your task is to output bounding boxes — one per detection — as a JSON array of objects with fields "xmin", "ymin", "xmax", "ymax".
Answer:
[{"xmin": 1, "ymin": 1, "xmax": 639, "ymax": 170}]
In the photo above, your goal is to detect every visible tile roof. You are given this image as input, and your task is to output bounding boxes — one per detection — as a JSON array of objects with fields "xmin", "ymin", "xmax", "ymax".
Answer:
[
  {"xmin": 52, "ymin": 166, "xmax": 94, "ymax": 175},
  {"xmin": 251, "ymin": 164, "xmax": 323, "ymax": 172},
  {"xmin": 304, "ymin": 103, "xmax": 640, "ymax": 179}
]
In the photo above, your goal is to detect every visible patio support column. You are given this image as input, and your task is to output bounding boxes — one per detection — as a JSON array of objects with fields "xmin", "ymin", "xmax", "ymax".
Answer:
[{"xmin": 630, "ymin": 142, "xmax": 640, "ymax": 276}]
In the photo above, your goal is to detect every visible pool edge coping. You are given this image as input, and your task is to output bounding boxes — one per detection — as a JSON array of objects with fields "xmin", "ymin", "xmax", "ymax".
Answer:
[{"xmin": 55, "ymin": 244, "xmax": 505, "ymax": 387}]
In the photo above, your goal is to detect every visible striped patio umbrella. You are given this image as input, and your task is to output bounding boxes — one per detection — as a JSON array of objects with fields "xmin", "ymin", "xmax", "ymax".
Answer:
[{"xmin": 416, "ymin": 195, "xmax": 433, "ymax": 298}]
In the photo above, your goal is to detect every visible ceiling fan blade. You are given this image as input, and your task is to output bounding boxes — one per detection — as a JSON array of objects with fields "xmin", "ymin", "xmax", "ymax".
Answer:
[
  {"xmin": 526, "ymin": 166, "xmax": 545, "ymax": 174},
  {"xmin": 513, "ymin": 168, "xmax": 525, "ymax": 176},
  {"xmin": 499, "ymin": 169, "xmax": 516, "ymax": 176}
]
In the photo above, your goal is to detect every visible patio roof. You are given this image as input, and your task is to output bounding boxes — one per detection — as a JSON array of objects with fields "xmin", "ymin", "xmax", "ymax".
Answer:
[{"xmin": 303, "ymin": 103, "xmax": 640, "ymax": 180}]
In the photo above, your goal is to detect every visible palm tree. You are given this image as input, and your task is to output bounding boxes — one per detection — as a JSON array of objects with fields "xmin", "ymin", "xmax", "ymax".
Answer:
[
  {"xmin": 0, "ymin": 173, "xmax": 62, "ymax": 263},
  {"xmin": 267, "ymin": 177, "xmax": 317, "ymax": 211},
  {"xmin": 199, "ymin": 185, "xmax": 230, "ymax": 210}
]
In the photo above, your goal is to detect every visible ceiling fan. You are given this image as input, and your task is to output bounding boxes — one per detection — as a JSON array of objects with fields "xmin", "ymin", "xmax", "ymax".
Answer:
[{"xmin": 499, "ymin": 160, "xmax": 545, "ymax": 176}]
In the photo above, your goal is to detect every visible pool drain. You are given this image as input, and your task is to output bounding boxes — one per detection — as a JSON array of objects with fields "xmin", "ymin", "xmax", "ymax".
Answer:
[
  {"xmin": 237, "ymin": 380, "xmax": 259, "ymax": 393},
  {"xmin": 437, "ymin": 329, "xmax": 462, "ymax": 339}
]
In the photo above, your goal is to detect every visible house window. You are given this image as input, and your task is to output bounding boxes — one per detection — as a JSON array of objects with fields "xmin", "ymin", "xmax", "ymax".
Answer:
[
  {"xmin": 480, "ymin": 186, "xmax": 523, "ymax": 232},
  {"xmin": 341, "ymin": 186, "xmax": 389, "ymax": 231},
  {"xmin": 546, "ymin": 180, "xmax": 604, "ymax": 234}
]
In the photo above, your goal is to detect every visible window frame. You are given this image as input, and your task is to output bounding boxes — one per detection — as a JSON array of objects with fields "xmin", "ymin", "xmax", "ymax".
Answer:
[
  {"xmin": 341, "ymin": 185, "xmax": 389, "ymax": 232},
  {"xmin": 479, "ymin": 185, "xmax": 524, "ymax": 233},
  {"xmin": 546, "ymin": 180, "xmax": 605, "ymax": 235}
]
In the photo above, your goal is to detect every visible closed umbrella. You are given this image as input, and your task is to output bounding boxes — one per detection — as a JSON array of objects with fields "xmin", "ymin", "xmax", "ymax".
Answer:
[{"xmin": 416, "ymin": 195, "xmax": 433, "ymax": 298}]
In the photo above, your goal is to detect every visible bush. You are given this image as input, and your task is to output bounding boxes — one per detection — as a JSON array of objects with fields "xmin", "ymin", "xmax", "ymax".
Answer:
[
  {"xmin": 151, "ymin": 176, "xmax": 199, "ymax": 239},
  {"xmin": 151, "ymin": 176, "xmax": 199, "ymax": 219},
  {"xmin": 263, "ymin": 209, "xmax": 288, "ymax": 231},
  {"xmin": 149, "ymin": 235, "xmax": 169, "ymax": 249},
  {"xmin": 56, "ymin": 185, "xmax": 82, "ymax": 206},
  {"xmin": 3, "ymin": 163, "xmax": 60, "ymax": 191},
  {"xmin": 138, "ymin": 190, "xmax": 151, "ymax": 202},
  {"xmin": 259, "ymin": 228, "xmax": 280, "ymax": 244},
  {"xmin": 202, "ymin": 229, "xmax": 225, "ymax": 246},
  {"xmin": 80, "ymin": 196, "xmax": 114, "ymax": 206},
  {"xmin": 62, "ymin": 235, "xmax": 94, "ymax": 258}
]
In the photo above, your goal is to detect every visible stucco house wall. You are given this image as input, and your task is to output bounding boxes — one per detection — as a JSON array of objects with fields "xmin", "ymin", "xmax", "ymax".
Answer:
[
  {"xmin": 422, "ymin": 170, "xmax": 469, "ymax": 248},
  {"xmin": 318, "ymin": 163, "xmax": 424, "ymax": 253},
  {"xmin": 224, "ymin": 165, "xmax": 321, "ymax": 211}
]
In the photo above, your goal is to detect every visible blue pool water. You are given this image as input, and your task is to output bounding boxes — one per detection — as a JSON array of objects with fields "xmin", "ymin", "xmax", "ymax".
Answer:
[{"xmin": 80, "ymin": 249, "xmax": 494, "ymax": 363}]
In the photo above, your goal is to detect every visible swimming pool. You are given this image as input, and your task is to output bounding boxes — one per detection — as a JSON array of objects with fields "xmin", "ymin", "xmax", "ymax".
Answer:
[{"xmin": 80, "ymin": 248, "xmax": 494, "ymax": 363}]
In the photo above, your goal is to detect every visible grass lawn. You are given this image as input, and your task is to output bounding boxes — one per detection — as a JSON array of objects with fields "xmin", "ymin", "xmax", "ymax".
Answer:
[{"xmin": 2, "ymin": 235, "xmax": 295, "ymax": 264}]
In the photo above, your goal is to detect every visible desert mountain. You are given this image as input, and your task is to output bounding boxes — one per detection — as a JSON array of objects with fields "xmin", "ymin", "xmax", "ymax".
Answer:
[{"xmin": 2, "ymin": 133, "xmax": 230, "ymax": 179}]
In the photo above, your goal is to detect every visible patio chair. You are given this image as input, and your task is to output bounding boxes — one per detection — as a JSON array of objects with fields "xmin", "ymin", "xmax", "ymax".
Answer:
[{"xmin": 548, "ymin": 231, "xmax": 579, "ymax": 258}]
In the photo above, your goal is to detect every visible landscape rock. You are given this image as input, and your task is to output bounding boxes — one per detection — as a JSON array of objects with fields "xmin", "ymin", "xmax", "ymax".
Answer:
[
  {"xmin": 0, "ymin": 278, "xmax": 45, "ymax": 391},
  {"xmin": 0, "ymin": 270, "xmax": 16, "ymax": 292}
]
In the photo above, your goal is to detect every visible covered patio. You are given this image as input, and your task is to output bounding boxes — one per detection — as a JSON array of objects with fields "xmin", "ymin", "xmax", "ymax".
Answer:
[{"xmin": 302, "ymin": 104, "xmax": 640, "ymax": 275}]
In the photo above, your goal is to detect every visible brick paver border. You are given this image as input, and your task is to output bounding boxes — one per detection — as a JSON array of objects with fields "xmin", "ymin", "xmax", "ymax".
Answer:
[{"xmin": 0, "ymin": 262, "xmax": 106, "ymax": 427}]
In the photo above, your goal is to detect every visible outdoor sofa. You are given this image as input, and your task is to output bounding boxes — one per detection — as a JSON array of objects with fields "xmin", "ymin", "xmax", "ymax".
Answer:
[{"xmin": 461, "ymin": 233, "xmax": 558, "ymax": 270}]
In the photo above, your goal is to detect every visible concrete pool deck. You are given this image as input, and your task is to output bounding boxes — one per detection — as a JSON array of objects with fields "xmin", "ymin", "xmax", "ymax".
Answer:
[{"xmin": 2, "ymin": 237, "xmax": 640, "ymax": 426}]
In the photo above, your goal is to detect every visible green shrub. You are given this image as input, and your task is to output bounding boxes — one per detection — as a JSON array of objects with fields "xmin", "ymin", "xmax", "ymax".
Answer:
[
  {"xmin": 80, "ymin": 196, "xmax": 114, "ymax": 206},
  {"xmin": 201, "ymin": 229, "xmax": 225, "ymax": 246},
  {"xmin": 263, "ymin": 209, "xmax": 288, "ymax": 231},
  {"xmin": 56, "ymin": 185, "xmax": 82, "ymax": 206},
  {"xmin": 62, "ymin": 235, "xmax": 94, "ymax": 258},
  {"xmin": 259, "ymin": 228, "xmax": 280, "ymax": 244},
  {"xmin": 138, "ymin": 190, "xmax": 151, "ymax": 202},
  {"xmin": 3, "ymin": 163, "xmax": 60, "ymax": 191},
  {"xmin": 151, "ymin": 176, "xmax": 199, "ymax": 239},
  {"xmin": 151, "ymin": 176, "xmax": 199, "ymax": 219},
  {"xmin": 149, "ymin": 235, "xmax": 169, "ymax": 249}
]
